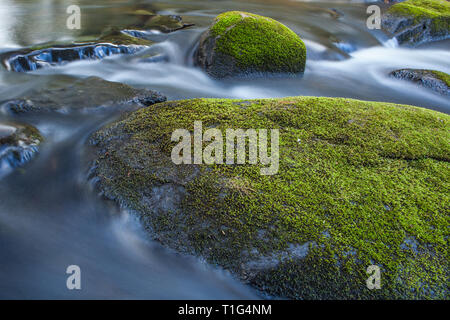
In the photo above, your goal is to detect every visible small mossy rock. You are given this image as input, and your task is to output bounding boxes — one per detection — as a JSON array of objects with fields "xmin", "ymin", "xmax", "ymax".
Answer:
[
  {"xmin": 90, "ymin": 97, "xmax": 449, "ymax": 299},
  {"xmin": 0, "ymin": 122, "xmax": 42, "ymax": 178},
  {"xmin": 382, "ymin": 0, "xmax": 450, "ymax": 46},
  {"xmin": 195, "ymin": 11, "xmax": 306, "ymax": 78},
  {"xmin": 390, "ymin": 68, "xmax": 450, "ymax": 95},
  {"xmin": 2, "ymin": 76, "xmax": 166, "ymax": 113}
]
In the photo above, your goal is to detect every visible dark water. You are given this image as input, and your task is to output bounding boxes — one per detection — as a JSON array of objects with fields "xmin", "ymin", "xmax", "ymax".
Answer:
[
  {"xmin": 0, "ymin": 110, "xmax": 259, "ymax": 299},
  {"xmin": 0, "ymin": 0, "xmax": 448, "ymax": 299}
]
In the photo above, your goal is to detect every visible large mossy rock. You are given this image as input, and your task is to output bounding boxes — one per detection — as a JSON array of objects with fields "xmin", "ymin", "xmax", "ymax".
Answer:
[
  {"xmin": 390, "ymin": 68, "xmax": 450, "ymax": 95},
  {"xmin": 90, "ymin": 97, "xmax": 449, "ymax": 299},
  {"xmin": 195, "ymin": 11, "xmax": 306, "ymax": 78},
  {"xmin": 382, "ymin": 0, "xmax": 450, "ymax": 46}
]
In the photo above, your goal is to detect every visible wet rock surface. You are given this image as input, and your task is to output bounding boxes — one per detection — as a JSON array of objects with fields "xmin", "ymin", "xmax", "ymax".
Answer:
[
  {"xmin": 382, "ymin": 0, "xmax": 450, "ymax": 46},
  {"xmin": 2, "ymin": 43, "xmax": 145, "ymax": 73},
  {"xmin": 123, "ymin": 13, "xmax": 194, "ymax": 34},
  {"xmin": 2, "ymin": 76, "xmax": 166, "ymax": 114},
  {"xmin": 390, "ymin": 68, "xmax": 450, "ymax": 95},
  {"xmin": 0, "ymin": 122, "xmax": 42, "ymax": 178}
]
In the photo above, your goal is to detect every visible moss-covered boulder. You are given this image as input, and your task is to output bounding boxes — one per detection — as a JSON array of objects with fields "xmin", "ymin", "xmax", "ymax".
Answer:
[
  {"xmin": 2, "ymin": 76, "xmax": 166, "ymax": 114},
  {"xmin": 390, "ymin": 69, "xmax": 450, "ymax": 95},
  {"xmin": 1, "ymin": 41, "xmax": 147, "ymax": 73},
  {"xmin": 0, "ymin": 122, "xmax": 42, "ymax": 178},
  {"xmin": 89, "ymin": 97, "xmax": 449, "ymax": 299},
  {"xmin": 382, "ymin": 0, "xmax": 450, "ymax": 46},
  {"xmin": 195, "ymin": 11, "xmax": 306, "ymax": 78}
]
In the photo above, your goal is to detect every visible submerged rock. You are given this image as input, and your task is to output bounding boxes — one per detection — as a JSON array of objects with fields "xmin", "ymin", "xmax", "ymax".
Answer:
[
  {"xmin": 2, "ymin": 76, "xmax": 166, "ymax": 113},
  {"xmin": 89, "ymin": 97, "xmax": 449, "ymax": 299},
  {"xmin": 1, "ymin": 29, "xmax": 152, "ymax": 73},
  {"xmin": 195, "ymin": 11, "xmax": 306, "ymax": 78},
  {"xmin": 390, "ymin": 68, "xmax": 450, "ymax": 95},
  {"xmin": 382, "ymin": 0, "xmax": 450, "ymax": 46},
  {"xmin": 2, "ymin": 43, "xmax": 144, "ymax": 73},
  {"xmin": 124, "ymin": 13, "xmax": 194, "ymax": 34},
  {"xmin": 0, "ymin": 122, "xmax": 42, "ymax": 178},
  {"xmin": 1, "ymin": 14, "xmax": 192, "ymax": 72}
]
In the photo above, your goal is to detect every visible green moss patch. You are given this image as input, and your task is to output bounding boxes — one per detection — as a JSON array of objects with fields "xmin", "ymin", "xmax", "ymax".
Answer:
[
  {"xmin": 91, "ymin": 97, "xmax": 449, "ymax": 299},
  {"xmin": 388, "ymin": 0, "xmax": 450, "ymax": 33},
  {"xmin": 390, "ymin": 69, "xmax": 450, "ymax": 95},
  {"xmin": 209, "ymin": 11, "xmax": 306, "ymax": 73},
  {"xmin": 431, "ymin": 70, "xmax": 450, "ymax": 87}
]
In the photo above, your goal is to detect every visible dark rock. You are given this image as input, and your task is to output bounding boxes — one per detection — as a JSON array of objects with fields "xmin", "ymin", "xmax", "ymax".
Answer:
[
  {"xmin": 390, "ymin": 68, "xmax": 450, "ymax": 95},
  {"xmin": 133, "ymin": 91, "xmax": 168, "ymax": 106},
  {"xmin": 125, "ymin": 14, "xmax": 194, "ymax": 34},
  {"xmin": 382, "ymin": 0, "xmax": 450, "ymax": 46},
  {"xmin": 2, "ymin": 76, "xmax": 166, "ymax": 113},
  {"xmin": 2, "ymin": 43, "xmax": 145, "ymax": 72}
]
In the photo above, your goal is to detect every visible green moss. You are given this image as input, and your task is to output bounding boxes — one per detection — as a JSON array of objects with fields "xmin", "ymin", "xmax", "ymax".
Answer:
[
  {"xmin": 92, "ymin": 97, "xmax": 449, "ymax": 299},
  {"xmin": 209, "ymin": 11, "xmax": 306, "ymax": 73},
  {"xmin": 391, "ymin": 69, "xmax": 450, "ymax": 94},
  {"xmin": 388, "ymin": 0, "xmax": 450, "ymax": 33},
  {"xmin": 22, "ymin": 124, "xmax": 43, "ymax": 143},
  {"xmin": 431, "ymin": 70, "xmax": 450, "ymax": 87}
]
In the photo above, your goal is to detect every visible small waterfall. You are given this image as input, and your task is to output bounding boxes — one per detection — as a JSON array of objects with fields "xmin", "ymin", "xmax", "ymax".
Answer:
[
  {"xmin": 383, "ymin": 37, "xmax": 399, "ymax": 48},
  {"xmin": 0, "ymin": 144, "xmax": 39, "ymax": 179},
  {"xmin": 4, "ymin": 44, "xmax": 146, "ymax": 72}
]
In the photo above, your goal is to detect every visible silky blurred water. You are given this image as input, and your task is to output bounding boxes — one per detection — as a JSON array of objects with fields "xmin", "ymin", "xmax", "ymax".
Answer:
[{"xmin": 0, "ymin": 0, "xmax": 448, "ymax": 299}]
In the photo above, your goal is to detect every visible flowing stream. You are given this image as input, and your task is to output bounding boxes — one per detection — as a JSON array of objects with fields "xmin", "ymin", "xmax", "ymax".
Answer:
[{"xmin": 0, "ymin": 0, "xmax": 448, "ymax": 299}]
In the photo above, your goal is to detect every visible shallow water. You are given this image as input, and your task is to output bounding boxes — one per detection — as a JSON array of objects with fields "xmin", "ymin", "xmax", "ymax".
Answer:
[{"xmin": 0, "ymin": 0, "xmax": 448, "ymax": 299}]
